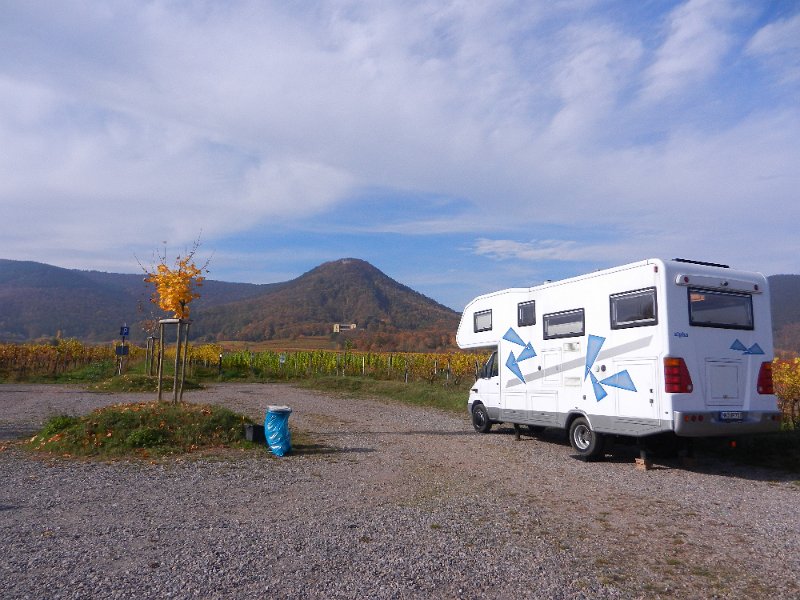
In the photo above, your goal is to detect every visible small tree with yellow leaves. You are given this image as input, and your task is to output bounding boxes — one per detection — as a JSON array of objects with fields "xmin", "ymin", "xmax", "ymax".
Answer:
[
  {"xmin": 139, "ymin": 240, "xmax": 209, "ymax": 401},
  {"xmin": 144, "ymin": 246, "xmax": 206, "ymax": 319}
]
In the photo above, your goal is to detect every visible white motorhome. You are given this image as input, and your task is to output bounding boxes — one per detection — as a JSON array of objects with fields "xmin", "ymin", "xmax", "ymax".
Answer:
[{"xmin": 456, "ymin": 259, "xmax": 781, "ymax": 458}]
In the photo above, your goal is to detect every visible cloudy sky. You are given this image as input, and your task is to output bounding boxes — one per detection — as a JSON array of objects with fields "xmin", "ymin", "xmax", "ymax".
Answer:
[{"xmin": 2, "ymin": 0, "xmax": 799, "ymax": 310}]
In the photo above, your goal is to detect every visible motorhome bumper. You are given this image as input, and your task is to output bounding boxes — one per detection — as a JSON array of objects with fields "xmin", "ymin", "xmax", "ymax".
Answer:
[{"xmin": 673, "ymin": 411, "xmax": 782, "ymax": 436}]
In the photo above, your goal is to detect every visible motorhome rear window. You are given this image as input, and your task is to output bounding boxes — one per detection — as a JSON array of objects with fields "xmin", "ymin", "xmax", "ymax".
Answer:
[
  {"xmin": 543, "ymin": 308, "xmax": 584, "ymax": 339},
  {"xmin": 518, "ymin": 301, "xmax": 536, "ymax": 327},
  {"xmin": 474, "ymin": 309, "xmax": 492, "ymax": 333},
  {"xmin": 610, "ymin": 288, "xmax": 657, "ymax": 329},
  {"xmin": 688, "ymin": 288, "xmax": 753, "ymax": 330}
]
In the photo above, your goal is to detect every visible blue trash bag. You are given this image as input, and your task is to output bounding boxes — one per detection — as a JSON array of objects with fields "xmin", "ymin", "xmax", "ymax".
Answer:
[{"xmin": 265, "ymin": 406, "xmax": 292, "ymax": 457}]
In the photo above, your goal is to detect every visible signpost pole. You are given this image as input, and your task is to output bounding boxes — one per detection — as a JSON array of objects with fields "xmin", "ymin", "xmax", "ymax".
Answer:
[
  {"xmin": 117, "ymin": 323, "xmax": 130, "ymax": 375},
  {"xmin": 179, "ymin": 321, "xmax": 191, "ymax": 402},
  {"xmin": 172, "ymin": 321, "xmax": 182, "ymax": 403}
]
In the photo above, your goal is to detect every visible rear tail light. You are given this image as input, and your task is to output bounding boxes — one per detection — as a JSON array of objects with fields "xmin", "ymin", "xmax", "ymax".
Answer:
[
  {"xmin": 683, "ymin": 414, "xmax": 704, "ymax": 422},
  {"xmin": 664, "ymin": 357, "xmax": 693, "ymax": 393},
  {"xmin": 757, "ymin": 361, "xmax": 774, "ymax": 394}
]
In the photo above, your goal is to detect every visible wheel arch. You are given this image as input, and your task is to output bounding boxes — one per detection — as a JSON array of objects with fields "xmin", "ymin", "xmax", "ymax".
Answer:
[{"xmin": 564, "ymin": 410, "xmax": 591, "ymax": 433}]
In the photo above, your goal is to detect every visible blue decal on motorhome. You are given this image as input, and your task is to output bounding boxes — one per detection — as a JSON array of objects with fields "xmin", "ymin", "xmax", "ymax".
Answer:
[
  {"xmin": 518, "ymin": 342, "xmax": 537, "ymax": 361},
  {"xmin": 731, "ymin": 339, "xmax": 748, "ymax": 352},
  {"xmin": 503, "ymin": 327, "xmax": 527, "ymax": 346},
  {"xmin": 506, "ymin": 351, "xmax": 526, "ymax": 384},
  {"xmin": 585, "ymin": 335, "xmax": 637, "ymax": 401},
  {"xmin": 589, "ymin": 372, "xmax": 608, "ymax": 400},
  {"xmin": 585, "ymin": 335, "xmax": 604, "ymax": 380},
  {"xmin": 504, "ymin": 328, "xmax": 537, "ymax": 383},
  {"xmin": 731, "ymin": 339, "xmax": 765, "ymax": 355},
  {"xmin": 600, "ymin": 370, "xmax": 637, "ymax": 392}
]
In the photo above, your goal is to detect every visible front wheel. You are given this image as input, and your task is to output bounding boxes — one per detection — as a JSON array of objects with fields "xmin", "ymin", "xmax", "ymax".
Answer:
[
  {"xmin": 569, "ymin": 417, "xmax": 604, "ymax": 459},
  {"xmin": 471, "ymin": 403, "xmax": 492, "ymax": 433}
]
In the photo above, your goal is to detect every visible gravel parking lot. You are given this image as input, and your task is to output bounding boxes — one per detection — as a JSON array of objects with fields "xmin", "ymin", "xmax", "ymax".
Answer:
[{"xmin": 1, "ymin": 383, "xmax": 799, "ymax": 599}]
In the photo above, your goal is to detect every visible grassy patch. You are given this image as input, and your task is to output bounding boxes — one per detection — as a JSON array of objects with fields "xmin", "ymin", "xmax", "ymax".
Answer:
[
  {"xmin": 89, "ymin": 374, "xmax": 203, "ymax": 393},
  {"xmin": 0, "ymin": 360, "xmax": 117, "ymax": 385},
  {"xmin": 291, "ymin": 376, "xmax": 470, "ymax": 413},
  {"xmin": 27, "ymin": 401, "xmax": 256, "ymax": 459}
]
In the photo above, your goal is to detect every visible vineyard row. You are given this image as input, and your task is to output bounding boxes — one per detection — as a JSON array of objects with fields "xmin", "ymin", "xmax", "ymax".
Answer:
[{"xmin": 1, "ymin": 341, "xmax": 799, "ymax": 423}]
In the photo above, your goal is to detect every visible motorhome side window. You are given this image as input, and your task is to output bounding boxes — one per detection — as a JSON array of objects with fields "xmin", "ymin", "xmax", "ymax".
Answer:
[
  {"xmin": 518, "ymin": 300, "xmax": 536, "ymax": 327},
  {"xmin": 474, "ymin": 309, "xmax": 492, "ymax": 333},
  {"xmin": 610, "ymin": 288, "xmax": 657, "ymax": 329},
  {"xmin": 543, "ymin": 308, "xmax": 585, "ymax": 339},
  {"xmin": 688, "ymin": 288, "xmax": 754, "ymax": 330}
]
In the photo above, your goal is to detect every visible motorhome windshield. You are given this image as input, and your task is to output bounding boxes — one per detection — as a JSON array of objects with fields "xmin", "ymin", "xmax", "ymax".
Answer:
[{"xmin": 688, "ymin": 288, "xmax": 754, "ymax": 330}]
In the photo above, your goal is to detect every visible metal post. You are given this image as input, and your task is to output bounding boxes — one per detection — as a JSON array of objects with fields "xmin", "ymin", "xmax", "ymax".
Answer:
[
  {"xmin": 172, "ymin": 321, "xmax": 182, "ymax": 403},
  {"xmin": 149, "ymin": 337, "xmax": 157, "ymax": 376},
  {"xmin": 157, "ymin": 323, "xmax": 165, "ymax": 402},
  {"xmin": 179, "ymin": 321, "xmax": 190, "ymax": 402}
]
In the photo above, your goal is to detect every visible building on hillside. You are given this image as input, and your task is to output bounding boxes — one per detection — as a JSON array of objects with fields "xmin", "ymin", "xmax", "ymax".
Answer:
[{"xmin": 333, "ymin": 323, "xmax": 357, "ymax": 333}]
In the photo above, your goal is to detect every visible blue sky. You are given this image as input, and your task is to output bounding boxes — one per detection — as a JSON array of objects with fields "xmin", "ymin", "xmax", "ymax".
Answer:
[{"xmin": 2, "ymin": 0, "xmax": 799, "ymax": 311}]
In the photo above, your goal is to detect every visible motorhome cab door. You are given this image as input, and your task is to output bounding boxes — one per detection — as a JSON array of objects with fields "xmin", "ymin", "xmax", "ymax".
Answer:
[{"xmin": 478, "ymin": 350, "xmax": 500, "ymax": 408}]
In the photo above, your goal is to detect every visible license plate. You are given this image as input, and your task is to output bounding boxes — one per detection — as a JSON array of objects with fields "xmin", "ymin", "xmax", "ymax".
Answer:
[{"xmin": 720, "ymin": 411, "xmax": 743, "ymax": 421}]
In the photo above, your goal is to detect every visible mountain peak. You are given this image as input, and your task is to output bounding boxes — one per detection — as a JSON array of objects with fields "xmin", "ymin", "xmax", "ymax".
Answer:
[{"xmin": 1, "ymin": 257, "xmax": 459, "ymax": 348}]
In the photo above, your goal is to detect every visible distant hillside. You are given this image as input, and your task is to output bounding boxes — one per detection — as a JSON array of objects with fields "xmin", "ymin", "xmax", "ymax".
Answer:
[
  {"xmin": 0, "ymin": 258, "xmax": 459, "ymax": 350},
  {"xmin": 2, "ymin": 258, "xmax": 798, "ymax": 354},
  {"xmin": 0, "ymin": 260, "xmax": 133, "ymax": 341},
  {"xmin": 192, "ymin": 258, "xmax": 459, "ymax": 346},
  {"xmin": 0, "ymin": 259, "xmax": 282, "ymax": 343},
  {"xmin": 770, "ymin": 274, "xmax": 800, "ymax": 355}
]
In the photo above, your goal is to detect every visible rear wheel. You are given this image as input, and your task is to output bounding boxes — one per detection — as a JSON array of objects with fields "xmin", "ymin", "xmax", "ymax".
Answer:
[
  {"xmin": 471, "ymin": 403, "xmax": 492, "ymax": 433},
  {"xmin": 569, "ymin": 417, "xmax": 604, "ymax": 459}
]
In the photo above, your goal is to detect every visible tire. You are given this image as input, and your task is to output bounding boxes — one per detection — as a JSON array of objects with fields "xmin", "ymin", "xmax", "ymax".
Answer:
[
  {"xmin": 471, "ymin": 403, "xmax": 492, "ymax": 433},
  {"xmin": 569, "ymin": 417, "xmax": 604, "ymax": 459}
]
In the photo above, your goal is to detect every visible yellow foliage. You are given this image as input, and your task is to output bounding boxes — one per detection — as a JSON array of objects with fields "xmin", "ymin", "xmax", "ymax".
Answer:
[
  {"xmin": 143, "ymin": 245, "xmax": 207, "ymax": 319},
  {"xmin": 773, "ymin": 358, "xmax": 800, "ymax": 423}
]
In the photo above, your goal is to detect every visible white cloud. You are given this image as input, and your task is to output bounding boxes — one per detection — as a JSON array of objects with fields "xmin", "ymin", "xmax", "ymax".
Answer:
[
  {"xmin": 640, "ymin": 0, "xmax": 743, "ymax": 103},
  {"xmin": 0, "ymin": 0, "xmax": 798, "ymax": 284},
  {"xmin": 546, "ymin": 23, "xmax": 643, "ymax": 143},
  {"xmin": 746, "ymin": 12, "xmax": 800, "ymax": 83},
  {"xmin": 473, "ymin": 238, "xmax": 637, "ymax": 263},
  {"xmin": 242, "ymin": 160, "xmax": 356, "ymax": 218}
]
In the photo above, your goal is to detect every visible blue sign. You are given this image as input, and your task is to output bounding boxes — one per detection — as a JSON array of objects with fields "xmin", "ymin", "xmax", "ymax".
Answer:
[{"xmin": 120, "ymin": 326, "xmax": 130, "ymax": 337}]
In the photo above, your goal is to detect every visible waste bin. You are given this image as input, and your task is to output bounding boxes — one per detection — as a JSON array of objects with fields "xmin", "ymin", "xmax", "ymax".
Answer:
[{"xmin": 265, "ymin": 405, "xmax": 292, "ymax": 457}]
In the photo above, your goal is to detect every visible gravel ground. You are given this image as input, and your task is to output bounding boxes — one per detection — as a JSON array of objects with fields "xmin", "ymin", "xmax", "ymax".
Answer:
[{"xmin": 1, "ymin": 383, "xmax": 799, "ymax": 599}]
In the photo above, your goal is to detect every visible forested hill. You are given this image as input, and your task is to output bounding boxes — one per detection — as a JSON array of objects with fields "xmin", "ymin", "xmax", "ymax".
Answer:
[
  {"xmin": 0, "ymin": 259, "xmax": 281, "ymax": 343},
  {"xmin": 769, "ymin": 274, "xmax": 800, "ymax": 355},
  {"xmin": 2, "ymin": 258, "xmax": 799, "ymax": 354},
  {"xmin": 0, "ymin": 258, "xmax": 459, "ymax": 350},
  {"xmin": 190, "ymin": 258, "xmax": 459, "ymax": 345}
]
